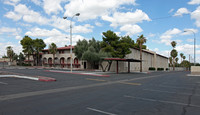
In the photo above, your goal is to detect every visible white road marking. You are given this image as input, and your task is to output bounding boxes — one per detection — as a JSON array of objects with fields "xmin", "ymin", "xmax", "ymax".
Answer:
[
  {"xmin": 143, "ymin": 89, "xmax": 200, "ymax": 97},
  {"xmin": 124, "ymin": 95, "xmax": 200, "ymax": 108},
  {"xmin": 87, "ymin": 107, "xmax": 117, "ymax": 115},
  {"xmin": 0, "ymin": 81, "xmax": 8, "ymax": 85},
  {"xmin": 0, "ymin": 74, "xmax": 166, "ymax": 101}
]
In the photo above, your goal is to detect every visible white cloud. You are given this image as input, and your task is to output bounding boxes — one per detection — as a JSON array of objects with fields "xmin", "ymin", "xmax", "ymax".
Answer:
[
  {"xmin": 187, "ymin": 39, "xmax": 194, "ymax": 42},
  {"xmin": 4, "ymin": 11, "xmax": 22, "ymax": 21},
  {"xmin": 4, "ymin": 0, "xmax": 21, "ymax": 6},
  {"xmin": 191, "ymin": 6, "xmax": 200, "ymax": 27},
  {"xmin": 120, "ymin": 24, "xmax": 143, "ymax": 36},
  {"xmin": 25, "ymin": 28, "xmax": 64, "ymax": 37},
  {"xmin": 160, "ymin": 28, "xmax": 182, "ymax": 45},
  {"xmin": 73, "ymin": 24, "xmax": 94, "ymax": 33},
  {"xmin": 174, "ymin": 8, "xmax": 190, "ymax": 16},
  {"xmin": 169, "ymin": 9, "xmax": 174, "ymax": 13},
  {"xmin": 95, "ymin": 22, "xmax": 103, "ymax": 27},
  {"xmin": 0, "ymin": 42, "xmax": 22, "ymax": 56},
  {"xmin": 50, "ymin": 16, "xmax": 94, "ymax": 33},
  {"xmin": 4, "ymin": 4, "xmax": 50, "ymax": 25},
  {"xmin": 44, "ymin": 35, "xmax": 87, "ymax": 47},
  {"xmin": 64, "ymin": 0, "xmax": 136, "ymax": 21},
  {"xmin": 43, "ymin": 0, "xmax": 64, "ymax": 15},
  {"xmin": 148, "ymin": 33, "xmax": 156, "ymax": 37},
  {"xmin": 31, "ymin": 0, "xmax": 42, "ymax": 6},
  {"xmin": 182, "ymin": 28, "xmax": 198, "ymax": 35},
  {"xmin": 102, "ymin": 10, "xmax": 151, "ymax": 27},
  {"xmin": 0, "ymin": 27, "xmax": 21, "ymax": 36},
  {"xmin": 188, "ymin": 0, "xmax": 200, "ymax": 5},
  {"xmin": 176, "ymin": 44, "xmax": 200, "ymax": 55}
]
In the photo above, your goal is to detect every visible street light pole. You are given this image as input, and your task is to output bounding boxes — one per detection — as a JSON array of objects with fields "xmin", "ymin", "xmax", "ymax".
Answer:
[
  {"xmin": 63, "ymin": 13, "xmax": 80, "ymax": 72},
  {"xmin": 184, "ymin": 30, "xmax": 196, "ymax": 66}
]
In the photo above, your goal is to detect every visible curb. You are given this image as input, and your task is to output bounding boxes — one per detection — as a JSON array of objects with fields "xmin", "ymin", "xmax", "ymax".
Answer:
[
  {"xmin": 0, "ymin": 75, "xmax": 56, "ymax": 82},
  {"xmin": 45, "ymin": 70, "xmax": 110, "ymax": 77}
]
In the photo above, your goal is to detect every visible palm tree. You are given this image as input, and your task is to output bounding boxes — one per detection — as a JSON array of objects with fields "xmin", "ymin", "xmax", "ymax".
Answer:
[
  {"xmin": 6, "ymin": 46, "xmax": 14, "ymax": 62},
  {"xmin": 171, "ymin": 41, "xmax": 177, "ymax": 48},
  {"xmin": 169, "ymin": 57, "xmax": 173, "ymax": 67},
  {"xmin": 171, "ymin": 49, "xmax": 178, "ymax": 70},
  {"xmin": 170, "ymin": 41, "xmax": 178, "ymax": 71},
  {"xmin": 49, "ymin": 43, "xmax": 57, "ymax": 67},
  {"xmin": 183, "ymin": 56, "xmax": 186, "ymax": 60},
  {"xmin": 175, "ymin": 57, "xmax": 179, "ymax": 64},
  {"xmin": 180, "ymin": 53, "xmax": 184, "ymax": 63},
  {"xmin": 136, "ymin": 34, "xmax": 147, "ymax": 72}
]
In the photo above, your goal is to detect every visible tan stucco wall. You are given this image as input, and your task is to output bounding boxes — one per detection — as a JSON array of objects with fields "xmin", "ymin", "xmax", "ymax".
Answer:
[
  {"xmin": 191, "ymin": 66, "xmax": 200, "ymax": 75},
  {"xmin": 105, "ymin": 48, "xmax": 169, "ymax": 72}
]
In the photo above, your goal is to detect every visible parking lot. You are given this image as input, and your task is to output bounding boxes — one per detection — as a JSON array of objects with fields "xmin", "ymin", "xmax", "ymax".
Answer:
[{"xmin": 0, "ymin": 69, "xmax": 200, "ymax": 115}]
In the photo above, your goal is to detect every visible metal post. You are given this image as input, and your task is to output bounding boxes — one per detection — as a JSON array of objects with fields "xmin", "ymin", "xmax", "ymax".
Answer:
[
  {"xmin": 184, "ymin": 30, "xmax": 196, "ymax": 66},
  {"xmin": 70, "ymin": 19, "xmax": 72, "ymax": 72},
  {"xmin": 63, "ymin": 13, "xmax": 80, "ymax": 73}
]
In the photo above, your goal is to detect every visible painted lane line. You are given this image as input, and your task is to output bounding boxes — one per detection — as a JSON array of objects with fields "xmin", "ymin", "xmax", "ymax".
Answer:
[
  {"xmin": 143, "ymin": 89, "xmax": 200, "ymax": 97},
  {"xmin": 87, "ymin": 107, "xmax": 117, "ymax": 115},
  {"xmin": 85, "ymin": 78, "xmax": 106, "ymax": 82},
  {"xmin": 119, "ymin": 82, "xmax": 141, "ymax": 86},
  {"xmin": 0, "ymin": 82, "xmax": 8, "ymax": 85},
  {"xmin": 0, "ymin": 74, "xmax": 165, "ymax": 101},
  {"xmin": 124, "ymin": 95, "xmax": 200, "ymax": 108}
]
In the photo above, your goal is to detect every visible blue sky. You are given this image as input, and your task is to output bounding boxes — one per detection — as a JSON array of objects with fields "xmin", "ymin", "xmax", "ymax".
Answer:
[{"xmin": 0, "ymin": 0, "xmax": 200, "ymax": 63}]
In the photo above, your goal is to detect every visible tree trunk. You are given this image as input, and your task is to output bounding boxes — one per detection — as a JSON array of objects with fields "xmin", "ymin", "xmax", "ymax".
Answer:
[
  {"xmin": 173, "ymin": 58, "xmax": 175, "ymax": 71},
  {"xmin": 107, "ymin": 61, "xmax": 113, "ymax": 71},
  {"xmin": 53, "ymin": 54, "xmax": 55, "ymax": 67},
  {"xmin": 140, "ymin": 44, "xmax": 142, "ymax": 72},
  {"xmin": 28, "ymin": 54, "xmax": 30, "ymax": 65}
]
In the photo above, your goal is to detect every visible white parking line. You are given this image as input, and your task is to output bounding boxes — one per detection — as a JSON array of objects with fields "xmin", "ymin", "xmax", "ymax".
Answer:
[
  {"xmin": 0, "ymin": 81, "xmax": 8, "ymax": 85},
  {"xmin": 87, "ymin": 107, "xmax": 117, "ymax": 115},
  {"xmin": 124, "ymin": 95, "xmax": 200, "ymax": 108},
  {"xmin": 143, "ymin": 89, "xmax": 200, "ymax": 97}
]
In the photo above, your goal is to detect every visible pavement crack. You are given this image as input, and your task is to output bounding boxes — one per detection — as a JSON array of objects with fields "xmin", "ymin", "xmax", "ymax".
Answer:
[{"xmin": 181, "ymin": 83, "xmax": 198, "ymax": 115}]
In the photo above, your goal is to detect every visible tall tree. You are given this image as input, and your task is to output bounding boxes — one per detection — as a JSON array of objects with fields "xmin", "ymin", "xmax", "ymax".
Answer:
[
  {"xmin": 136, "ymin": 34, "xmax": 147, "ymax": 72},
  {"xmin": 180, "ymin": 53, "xmax": 184, "ymax": 63},
  {"xmin": 33, "ymin": 38, "xmax": 46, "ymax": 66},
  {"xmin": 169, "ymin": 57, "xmax": 173, "ymax": 67},
  {"xmin": 18, "ymin": 52, "xmax": 25, "ymax": 66},
  {"xmin": 171, "ymin": 41, "xmax": 177, "ymax": 48},
  {"xmin": 101, "ymin": 30, "xmax": 135, "ymax": 71},
  {"xmin": 48, "ymin": 43, "xmax": 57, "ymax": 67},
  {"xmin": 6, "ymin": 46, "xmax": 14, "ymax": 62},
  {"xmin": 170, "ymin": 41, "xmax": 178, "ymax": 71},
  {"xmin": 183, "ymin": 56, "xmax": 186, "ymax": 60},
  {"xmin": 175, "ymin": 57, "xmax": 179, "ymax": 64},
  {"xmin": 74, "ymin": 39, "xmax": 88, "ymax": 59},
  {"xmin": 20, "ymin": 36, "xmax": 34, "ymax": 65}
]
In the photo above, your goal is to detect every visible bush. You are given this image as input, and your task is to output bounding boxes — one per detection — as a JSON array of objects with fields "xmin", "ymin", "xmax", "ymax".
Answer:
[
  {"xmin": 157, "ymin": 68, "xmax": 164, "ymax": 71},
  {"xmin": 22, "ymin": 63, "xmax": 31, "ymax": 66},
  {"xmin": 166, "ymin": 68, "xmax": 169, "ymax": 71},
  {"xmin": 149, "ymin": 67, "xmax": 156, "ymax": 71}
]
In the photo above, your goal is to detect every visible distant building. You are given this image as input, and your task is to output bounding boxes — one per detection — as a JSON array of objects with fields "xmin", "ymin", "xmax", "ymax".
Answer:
[
  {"xmin": 41, "ymin": 46, "xmax": 85, "ymax": 69},
  {"xmin": 103, "ymin": 48, "xmax": 168, "ymax": 72},
  {"xmin": 29, "ymin": 46, "xmax": 168, "ymax": 72}
]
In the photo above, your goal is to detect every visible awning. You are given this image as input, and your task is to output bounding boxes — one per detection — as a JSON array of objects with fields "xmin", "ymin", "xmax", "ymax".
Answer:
[{"xmin": 104, "ymin": 58, "xmax": 141, "ymax": 74}]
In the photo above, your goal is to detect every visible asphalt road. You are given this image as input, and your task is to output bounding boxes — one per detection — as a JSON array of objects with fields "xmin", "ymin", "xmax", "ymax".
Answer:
[{"xmin": 0, "ymin": 69, "xmax": 200, "ymax": 115}]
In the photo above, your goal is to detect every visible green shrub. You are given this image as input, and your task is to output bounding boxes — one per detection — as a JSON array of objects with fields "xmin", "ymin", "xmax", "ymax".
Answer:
[
  {"xmin": 166, "ymin": 68, "xmax": 169, "ymax": 71},
  {"xmin": 157, "ymin": 68, "xmax": 164, "ymax": 71},
  {"xmin": 149, "ymin": 67, "xmax": 156, "ymax": 71}
]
